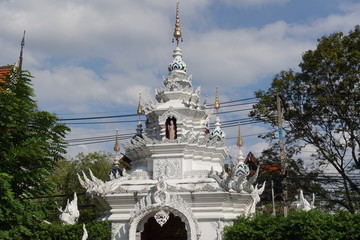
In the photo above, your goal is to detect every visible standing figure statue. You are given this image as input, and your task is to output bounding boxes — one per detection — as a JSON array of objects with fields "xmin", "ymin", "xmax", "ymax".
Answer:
[{"xmin": 166, "ymin": 117, "xmax": 177, "ymax": 140}]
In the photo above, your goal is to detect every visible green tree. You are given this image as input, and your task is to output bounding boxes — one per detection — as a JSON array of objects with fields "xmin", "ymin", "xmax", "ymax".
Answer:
[
  {"xmin": 0, "ymin": 69, "xmax": 69, "ymax": 238},
  {"xmin": 250, "ymin": 26, "xmax": 360, "ymax": 212},
  {"xmin": 224, "ymin": 210, "xmax": 360, "ymax": 240},
  {"xmin": 49, "ymin": 151, "xmax": 114, "ymax": 222}
]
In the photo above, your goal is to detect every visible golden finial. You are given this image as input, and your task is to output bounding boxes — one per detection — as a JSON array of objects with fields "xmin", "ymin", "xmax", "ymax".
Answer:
[
  {"xmin": 137, "ymin": 92, "xmax": 143, "ymax": 115},
  {"xmin": 237, "ymin": 124, "xmax": 243, "ymax": 147},
  {"xmin": 172, "ymin": 0, "xmax": 183, "ymax": 46},
  {"xmin": 114, "ymin": 129, "xmax": 120, "ymax": 153},
  {"xmin": 214, "ymin": 87, "xmax": 220, "ymax": 110}
]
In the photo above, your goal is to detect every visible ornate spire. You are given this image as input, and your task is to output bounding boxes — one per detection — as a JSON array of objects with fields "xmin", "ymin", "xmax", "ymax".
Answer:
[
  {"xmin": 137, "ymin": 92, "xmax": 143, "ymax": 116},
  {"xmin": 234, "ymin": 124, "xmax": 248, "ymax": 176},
  {"xmin": 15, "ymin": 31, "xmax": 25, "ymax": 72},
  {"xmin": 135, "ymin": 92, "xmax": 144, "ymax": 139},
  {"xmin": 236, "ymin": 124, "xmax": 245, "ymax": 163},
  {"xmin": 110, "ymin": 129, "xmax": 122, "ymax": 180},
  {"xmin": 214, "ymin": 87, "xmax": 220, "ymax": 111},
  {"xmin": 172, "ymin": 0, "xmax": 183, "ymax": 46},
  {"xmin": 234, "ymin": 124, "xmax": 248, "ymax": 175},
  {"xmin": 210, "ymin": 116, "xmax": 226, "ymax": 141},
  {"xmin": 168, "ymin": 47, "xmax": 187, "ymax": 73},
  {"xmin": 114, "ymin": 129, "xmax": 120, "ymax": 153},
  {"xmin": 237, "ymin": 124, "xmax": 243, "ymax": 147}
]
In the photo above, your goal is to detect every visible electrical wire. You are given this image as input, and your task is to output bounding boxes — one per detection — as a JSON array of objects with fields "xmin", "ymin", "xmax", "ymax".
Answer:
[
  {"xmin": 60, "ymin": 108, "xmax": 255, "ymax": 126},
  {"xmin": 66, "ymin": 128, "xmax": 268, "ymax": 147},
  {"xmin": 58, "ymin": 113, "xmax": 139, "ymax": 121},
  {"xmin": 221, "ymin": 97, "xmax": 257, "ymax": 104},
  {"xmin": 206, "ymin": 101, "xmax": 257, "ymax": 109},
  {"xmin": 63, "ymin": 119, "xmax": 144, "ymax": 125},
  {"xmin": 57, "ymin": 97, "xmax": 257, "ymax": 122}
]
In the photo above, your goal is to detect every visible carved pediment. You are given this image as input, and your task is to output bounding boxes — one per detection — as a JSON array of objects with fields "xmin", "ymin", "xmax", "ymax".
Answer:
[{"xmin": 159, "ymin": 106, "xmax": 184, "ymax": 123}]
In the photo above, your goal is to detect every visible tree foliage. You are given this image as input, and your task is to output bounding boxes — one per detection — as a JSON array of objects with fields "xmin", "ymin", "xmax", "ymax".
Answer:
[
  {"xmin": 224, "ymin": 210, "xmax": 360, "ymax": 240},
  {"xmin": 33, "ymin": 220, "xmax": 111, "ymax": 240},
  {"xmin": 49, "ymin": 151, "xmax": 114, "ymax": 222},
  {"xmin": 0, "ymin": 70, "xmax": 69, "ymax": 238},
  {"xmin": 250, "ymin": 26, "xmax": 360, "ymax": 212},
  {"xmin": 51, "ymin": 152, "xmax": 113, "ymax": 195}
]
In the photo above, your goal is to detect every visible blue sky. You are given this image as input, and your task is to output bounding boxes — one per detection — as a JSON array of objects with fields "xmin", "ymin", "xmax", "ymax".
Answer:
[{"xmin": 1, "ymin": 0, "xmax": 359, "ymax": 158}]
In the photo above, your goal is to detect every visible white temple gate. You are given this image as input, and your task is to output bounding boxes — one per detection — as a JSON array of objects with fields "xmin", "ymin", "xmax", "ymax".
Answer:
[{"xmin": 79, "ymin": 2, "xmax": 265, "ymax": 239}]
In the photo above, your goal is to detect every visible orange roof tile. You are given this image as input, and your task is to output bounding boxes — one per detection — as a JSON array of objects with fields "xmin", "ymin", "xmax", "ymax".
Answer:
[
  {"xmin": 0, "ymin": 66, "xmax": 12, "ymax": 90},
  {"xmin": 0, "ymin": 66, "xmax": 11, "ymax": 77}
]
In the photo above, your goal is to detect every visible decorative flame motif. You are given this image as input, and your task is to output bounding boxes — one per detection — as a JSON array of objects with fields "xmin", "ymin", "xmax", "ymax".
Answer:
[
  {"xmin": 296, "ymin": 189, "xmax": 316, "ymax": 211},
  {"xmin": 59, "ymin": 193, "xmax": 80, "ymax": 225}
]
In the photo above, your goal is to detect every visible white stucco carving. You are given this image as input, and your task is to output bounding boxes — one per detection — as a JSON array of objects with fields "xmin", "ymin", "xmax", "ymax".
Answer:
[
  {"xmin": 211, "ymin": 220, "xmax": 232, "ymax": 240},
  {"xmin": 59, "ymin": 192, "xmax": 80, "ymax": 225},
  {"xmin": 159, "ymin": 106, "xmax": 184, "ymax": 123},
  {"xmin": 127, "ymin": 178, "xmax": 201, "ymax": 240},
  {"xmin": 154, "ymin": 210, "xmax": 170, "ymax": 226},
  {"xmin": 82, "ymin": 224, "xmax": 88, "ymax": 240},
  {"xmin": 209, "ymin": 165, "xmax": 261, "ymax": 194},
  {"xmin": 296, "ymin": 189, "xmax": 316, "ymax": 211},
  {"xmin": 247, "ymin": 182, "xmax": 266, "ymax": 215},
  {"xmin": 78, "ymin": 169, "xmax": 131, "ymax": 198},
  {"xmin": 153, "ymin": 159, "xmax": 182, "ymax": 179}
]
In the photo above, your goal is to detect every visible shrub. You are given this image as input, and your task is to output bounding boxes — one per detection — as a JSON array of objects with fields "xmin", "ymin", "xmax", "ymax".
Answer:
[{"xmin": 224, "ymin": 210, "xmax": 360, "ymax": 240}]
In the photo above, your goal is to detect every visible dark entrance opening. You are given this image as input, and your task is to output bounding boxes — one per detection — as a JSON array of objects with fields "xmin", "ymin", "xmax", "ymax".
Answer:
[{"xmin": 141, "ymin": 213, "xmax": 187, "ymax": 240}]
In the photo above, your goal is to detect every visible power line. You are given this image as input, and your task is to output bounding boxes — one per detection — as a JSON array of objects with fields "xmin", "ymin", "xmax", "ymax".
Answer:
[
  {"xmin": 227, "ymin": 132, "xmax": 270, "ymax": 139},
  {"xmin": 57, "ymin": 97, "xmax": 257, "ymax": 122},
  {"xmin": 217, "ymin": 108, "xmax": 253, "ymax": 115},
  {"xmin": 63, "ymin": 119, "xmax": 144, "ymax": 125},
  {"xmin": 221, "ymin": 97, "xmax": 257, "ymax": 104},
  {"xmin": 67, "ymin": 133, "xmax": 134, "ymax": 143},
  {"xmin": 206, "ymin": 101, "xmax": 257, "ymax": 109},
  {"xmin": 58, "ymin": 113, "xmax": 138, "ymax": 121},
  {"xmin": 66, "ymin": 126, "xmax": 267, "ymax": 147},
  {"xmin": 221, "ymin": 120, "xmax": 263, "ymax": 128},
  {"xmin": 60, "ymin": 107, "xmax": 254, "ymax": 125}
]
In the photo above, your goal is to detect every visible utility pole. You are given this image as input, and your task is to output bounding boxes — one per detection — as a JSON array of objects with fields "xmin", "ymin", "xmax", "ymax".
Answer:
[
  {"xmin": 271, "ymin": 180, "xmax": 276, "ymax": 216},
  {"xmin": 276, "ymin": 93, "xmax": 288, "ymax": 217}
]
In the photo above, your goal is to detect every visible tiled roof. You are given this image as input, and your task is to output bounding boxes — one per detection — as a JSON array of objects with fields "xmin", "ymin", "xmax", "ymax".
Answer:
[
  {"xmin": 244, "ymin": 151, "xmax": 282, "ymax": 175},
  {"xmin": 0, "ymin": 65, "xmax": 12, "ymax": 80},
  {"xmin": 260, "ymin": 163, "xmax": 281, "ymax": 173},
  {"xmin": 0, "ymin": 65, "xmax": 13, "ymax": 90}
]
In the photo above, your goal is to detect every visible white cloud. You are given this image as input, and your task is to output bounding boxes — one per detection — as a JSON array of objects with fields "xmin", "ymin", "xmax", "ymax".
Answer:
[
  {"xmin": 185, "ymin": 21, "xmax": 312, "ymax": 90},
  {"xmin": 32, "ymin": 66, "xmax": 107, "ymax": 112},
  {"xmin": 1, "ymin": 0, "xmax": 360, "ymax": 157},
  {"xmin": 222, "ymin": 0, "xmax": 288, "ymax": 8},
  {"xmin": 32, "ymin": 65, "xmax": 158, "ymax": 113},
  {"xmin": 289, "ymin": 3, "xmax": 360, "ymax": 38},
  {"xmin": 2, "ymin": 1, "xmax": 360, "ymax": 101}
]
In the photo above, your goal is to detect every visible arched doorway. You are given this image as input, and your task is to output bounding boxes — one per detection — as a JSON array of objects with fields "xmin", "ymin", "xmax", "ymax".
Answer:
[{"xmin": 141, "ymin": 213, "xmax": 187, "ymax": 240}]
